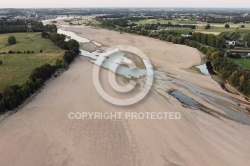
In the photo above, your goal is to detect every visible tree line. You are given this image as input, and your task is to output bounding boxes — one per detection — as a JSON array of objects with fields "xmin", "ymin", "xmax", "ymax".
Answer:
[
  {"xmin": 0, "ymin": 20, "xmax": 45, "ymax": 34},
  {"xmin": 0, "ymin": 50, "xmax": 36, "ymax": 54},
  {"xmin": 191, "ymin": 32, "xmax": 225, "ymax": 48},
  {"xmin": 0, "ymin": 64, "xmax": 56, "ymax": 112}
]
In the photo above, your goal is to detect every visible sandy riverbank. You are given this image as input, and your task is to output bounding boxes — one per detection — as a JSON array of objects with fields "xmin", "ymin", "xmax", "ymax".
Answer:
[{"xmin": 0, "ymin": 26, "xmax": 250, "ymax": 166}]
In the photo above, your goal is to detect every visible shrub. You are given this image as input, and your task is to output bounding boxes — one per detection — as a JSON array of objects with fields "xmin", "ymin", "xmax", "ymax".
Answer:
[
  {"xmin": 67, "ymin": 39, "xmax": 80, "ymax": 50},
  {"xmin": 0, "ymin": 60, "xmax": 2, "ymax": 65},
  {"xmin": 8, "ymin": 36, "xmax": 17, "ymax": 45},
  {"xmin": 205, "ymin": 24, "xmax": 211, "ymax": 29},
  {"xmin": 8, "ymin": 50, "xmax": 14, "ymax": 54},
  {"xmin": 225, "ymin": 24, "xmax": 230, "ymax": 28}
]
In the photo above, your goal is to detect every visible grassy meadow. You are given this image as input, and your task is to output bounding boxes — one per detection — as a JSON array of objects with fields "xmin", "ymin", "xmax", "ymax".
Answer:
[
  {"xmin": 129, "ymin": 19, "xmax": 250, "ymax": 35},
  {"xmin": 232, "ymin": 58, "xmax": 250, "ymax": 69},
  {"xmin": 0, "ymin": 32, "xmax": 64, "ymax": 91}
]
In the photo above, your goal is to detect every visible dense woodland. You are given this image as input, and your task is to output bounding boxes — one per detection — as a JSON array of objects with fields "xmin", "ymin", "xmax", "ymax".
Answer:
[
  {"xmin": 0, "ymin": 24, "xmax": 80, "ymax": 114},
  {"xmin": 0, "ymin": 20, "xmax": 45, "ymax": 34}
]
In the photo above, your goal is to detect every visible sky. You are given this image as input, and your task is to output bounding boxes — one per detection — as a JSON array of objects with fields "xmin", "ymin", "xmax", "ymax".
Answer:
[{"xmin": 0, "ymin": 0, "xmax": 249, "ymax": 8}]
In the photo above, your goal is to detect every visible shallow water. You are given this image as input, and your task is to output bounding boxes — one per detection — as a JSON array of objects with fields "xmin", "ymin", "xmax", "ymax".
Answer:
[
  {"xmin": 59, "ymin": 28, "xmax": 153, "ymax": 78},
  {"xmin": 56, "ymin": 27, "xmax": 250, "ymax": 125},
  {"xmin": 170, "ymin": 91, "xmax": 200, "ymax": 109},
  {"xmin": 196, "ymin": 63, "xmax": 210, "ymax": 75},
  {"xmin": 58, "ymin": 28, "xmax": 90, "ymax": 44},
  {"xmin": 171, "ymin": 79, "xmax": 250, "ymax": 125}
]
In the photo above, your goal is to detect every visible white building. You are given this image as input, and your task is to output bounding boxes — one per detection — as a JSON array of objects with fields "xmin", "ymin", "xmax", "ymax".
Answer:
[{"xmin": 225, "ymin": 40, "xmax": 235, "ymax": 46}]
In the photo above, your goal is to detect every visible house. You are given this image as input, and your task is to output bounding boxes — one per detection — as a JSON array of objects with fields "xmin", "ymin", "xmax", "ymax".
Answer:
[
  {"xmin": 225, "ymin": 40, "xmax": 235, "ymax": 48},
  {"xmin": 225, "ymin": 40, "xmax": 235, "ymax": 45},
  {"xmin": 181, "ymin": 34, "xmax": 192, "ymax": 38}
]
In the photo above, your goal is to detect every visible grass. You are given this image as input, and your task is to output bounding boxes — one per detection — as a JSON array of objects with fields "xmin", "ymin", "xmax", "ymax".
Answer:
[
  {"xmin": 203, "ymin": 27, "xmax": 237, "ymax": 33},
  {"xmin": 129, "ymin": 19, "xmax": 250, "ymax": 36},
  {"xmin": 72, "ymin": 19, "xmax": 101, "ymax": 26},
  {"xmin": 161, "ymin": 28, "xmax": 194, "ymax": 34},
  {"xmin": 185, "ymin": 66, "xmax": 203, "ymax": 75},
  {"xmin": 176, "ymin": 20, "xmax": 197, "ymax": 24},
  {"xmin": 130, "ymin": 19, "xmax": 185, "ymax": 25},
  {"xmin": 0, "ymin": 32, "xmax": 64, "ymax": 91},
  {"xmin": 130, "ymin": 19, "xmax": 197, "ymax": 25},
  {"xmin": 198, "ymin": 23, "xmax": 250, "ymax": 34},
  {"xmin": 232, "ymin": 58, "xmax": 250, "ymax": 69}
]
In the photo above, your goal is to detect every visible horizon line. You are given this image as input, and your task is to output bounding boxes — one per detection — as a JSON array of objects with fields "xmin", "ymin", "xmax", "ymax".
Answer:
[{"xmin": 0, "ymin": 7, "xmax": 250, "ymax": 9}]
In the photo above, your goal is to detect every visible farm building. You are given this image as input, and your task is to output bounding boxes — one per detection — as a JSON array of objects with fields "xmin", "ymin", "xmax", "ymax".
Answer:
[{"xmin": 225, "ymin": 40, "xmax": 235, "ymax": 45}]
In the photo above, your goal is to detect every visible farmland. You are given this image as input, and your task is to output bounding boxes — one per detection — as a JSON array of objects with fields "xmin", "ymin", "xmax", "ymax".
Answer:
[
  {"xmin": 232, "ymin": 58, "xmax": 250, "ymax": 69},
  {"xmin": 0, "ymin": 32, "xmax": 64, "ymax": 90}
]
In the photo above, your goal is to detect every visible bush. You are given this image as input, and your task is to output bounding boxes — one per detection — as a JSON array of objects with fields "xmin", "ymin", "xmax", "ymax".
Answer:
[
  {"xmin": 8, "ymin": 50, "xmax": 15, "ymax": 54},
  {"xmin": 8, "ymin": 36, "xmax": 17, "ymax": 45},
  {"xmin": 67, "ymin": 39, "xmax": 80, "ymax": 50},
  {"xmin": 225, "ymin": 24, "xmax": 230, "ymax": 28},
  {"xmin": 205, "ymin": 24, "xmax": 211, "ymax": 29},
  {"xmin": 29, "ymin": 64, "xmax": 56, "ymax": 81},
  {"xmin": 0, "ymin": 60, "xmax": 2, "ymax": 65},
  {"xmin": 0, "ymin": 100, "xmax": 5, "ymax": 114},
  {"xmin": 241, "ymin": 25, "xmax": 245, "ymax": 28}
]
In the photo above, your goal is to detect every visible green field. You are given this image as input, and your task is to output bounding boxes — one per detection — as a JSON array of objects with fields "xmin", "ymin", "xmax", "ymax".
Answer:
[
  {"xmin": 129, "ymin": 19, "xmax": 156, "ymax": 25},
  {"xmin": 130, "ymin": 19, "xmax": 197, "ymax": 25},
  {"xmin": 232, "ymin": 58, "xmax": 250, "ymax": 69},
  {"xmin": 161, "ymin": 28, "xmax": 194, "ymax": 34},
  {"xmin": 176, "ymin": 20, "xmax": 197, "ymax": 24},
  {"xmin": 0, "ymin": 32, "xmax": 64, "ymax": 90},
  {"xmin": 204, "ymin": 27, "xmax": 237, "ymax": 32},
  {"xmin": 129, "ymin": 19, "xmax": 250, "ymax": 35}
]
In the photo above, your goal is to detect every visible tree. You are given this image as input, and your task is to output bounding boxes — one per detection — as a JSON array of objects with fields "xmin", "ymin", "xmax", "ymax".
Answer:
[
  {"xmin": 8, "ymin": 36, "xmax": 17, "ymax": 45},
  {"xmin": 205, "ymin": 24, "xmax": 211, "ymax": 29},
  {"xmin": 244, "ymin": 33, "xmax": 250, "ymax": 47},
  {"xmin": 63, "ymin": 51, "xmax": 74, "ymax": 64},
  {"xmin": 45, "ymin": 24, "xmax": 57, "ymax": 33},
  {"xmin": 67, "ymin": 39, "xmax": 79, "ymax": 50},
  {"xmin": 225, "ymin": 24, "xmax": 230, "ymax": 28},
  {"xmin": 41, "ymin": 31, "xmax": 50, "ymax": 38},
  {"xmin": 239, "ymin": 75, "xmax": 245, "ymax": 86},
  {"xmin": 0, "ymin": 99, "xmax": 5, "ymax": 114}
]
